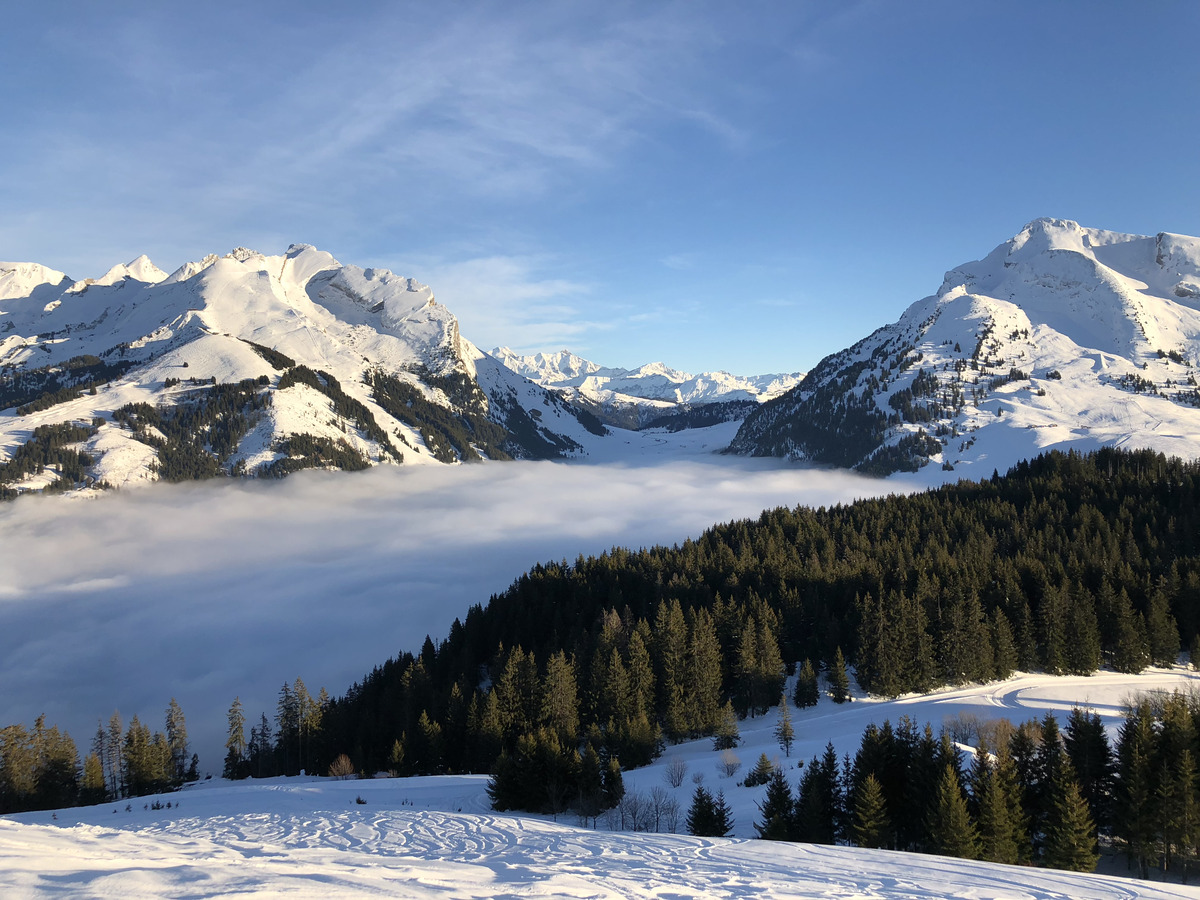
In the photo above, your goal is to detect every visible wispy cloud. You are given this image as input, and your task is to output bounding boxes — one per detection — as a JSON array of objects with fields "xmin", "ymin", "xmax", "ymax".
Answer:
[
  {"xmin": 400, "ymin": 253, "xmax": 601, "ymax": 352},
  {"xmin": 0, "ymin": 461, "xmax": 903, "ymax": 767}
]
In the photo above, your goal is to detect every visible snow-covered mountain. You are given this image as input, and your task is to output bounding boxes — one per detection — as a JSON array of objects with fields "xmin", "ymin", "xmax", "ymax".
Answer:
[
  {"xmin": 729, "ymin": 218, "xmax": 1200, "ymax": 479},
  {"xmin": 492, "ymin": 346, "xmax": 802, "ymax": 429},
  {"xmin": 0, "ymin": 245, "xmax": 609, "ymax": 494}
]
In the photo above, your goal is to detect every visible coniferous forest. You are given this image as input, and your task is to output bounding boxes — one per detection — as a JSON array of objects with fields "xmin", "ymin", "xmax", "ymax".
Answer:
[
  {"xmin": 5, "ymin": 447, "xmax": 1200, "ymax": 876},
  {"xmin": 320, "ymin": 447, "xmax": 1199, "ymax": 782}
]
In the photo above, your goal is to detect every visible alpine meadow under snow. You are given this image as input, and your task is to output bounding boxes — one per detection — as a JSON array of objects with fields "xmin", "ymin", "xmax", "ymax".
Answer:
[{"xmin": 5, "ymin": 668, "xmax": 1200, "ymax": 899}]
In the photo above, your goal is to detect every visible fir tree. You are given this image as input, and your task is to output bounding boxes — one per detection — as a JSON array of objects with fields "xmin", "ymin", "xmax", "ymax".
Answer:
[
  {"xmin": 711, "ymin": 788, "xmax": 734, "ymax": 837},
  {"xmin": 686, "ymin": 607, "xmax": 724, "ymax": 736},
  {"xmin": 687, "ymin": 785, "xmax": 716, "ymax": 836},
  {"xmin": 990, "ymin": 608, "xmax": 1018, "ymax": 680},
  {"xmin": 927, "ymin": 763, "xmax": 978, "ymax": 859},
  {"xmin": 1064, "ymin": 707, "xmax": 1113, "ymax": 832},
  {"xmin": 1042, "ymin": 763, "xmax": 1098, "ymax": 873},
  {"xmin": 80, "ymin": 752, "xmax": 107, "ymax": 805},
  {"xmin": 829, "ymin": 647, "xmax": 851, "ymax": 704},
  {"xmin": 224, "ymin": 697, "xmax": 246, "ymax": 780},
  {"xmin": 541, "ymin": 650, "xmax": 580, "ymax": 744},
  {"xmin": 852, "ymin": 772, "xmax": 890, "ymax": 849},
  {"xmin": 744, "ymin": 752, "xmax": 775, "ymax": 787},
  {"xmin": 972, "ymin": 747, "xmax": 1020, "ymax": 865},
  {"xmin": 755, "ymin": 767, "xmax": 795, "ymax": 841},
  {"xmin": 165, "ymin": 698, "xmax": 189, "ymax": 784},
  {"xmin": 774, "ymin": 692, "xmax": 795, "ymax": 757},
  {"xmin": 793, "ymin": 658, "xmax": 819, "ymax": 708},
  {"xmin": 712, "ymin": 701, "xmax": 740, "ymax": 750},
  {"xmin": 1147, "ymin": 584, "xmax": 1181, "ymax": 667}
]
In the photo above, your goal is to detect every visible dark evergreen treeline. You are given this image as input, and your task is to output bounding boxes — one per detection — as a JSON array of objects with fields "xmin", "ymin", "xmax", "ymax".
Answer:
[
  {"xmin": 0, "ymin": 354, "xmax": 134, "ymax": 414},
  {"xmin": 643, "ymin": 399, "xmax": 759, "ymax": 433},
  {"xmin": 0, "ymin": 421, "xmax": 98, "ymax": 498},
  {"xmin": 754, "ymin": 690, "xmax": 1200, "ymax": 880},
  {"xmin": 752, "ymin": 710, "xmax": 1102, "ymax": 872},
  {"xmin": 317, "ymin": 448, "xmax": 1199, "ymax": 796},
  {"xmin": 0, "ymin": 701, "xmax": 195, "ymax": 814},
  {"xmin": 222, "ymin": 679, "xmax": 332, "ymax": 781},
  {"xmin": 113, "ymin": 379, "xmax": 272, "ymax": 480},
  {"xmin": 366, "ymin": 368, "xmax": 511, "ymax": 463}
]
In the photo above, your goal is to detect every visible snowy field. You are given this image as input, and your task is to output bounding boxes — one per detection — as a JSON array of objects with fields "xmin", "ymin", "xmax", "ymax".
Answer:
[
  {"xmin": 0, "ymin": 451, "xmax": 908, "ymax": 767},
  {"xmin": 5, "ymin": 667, "xmax": 1200, "ymax": 899}
]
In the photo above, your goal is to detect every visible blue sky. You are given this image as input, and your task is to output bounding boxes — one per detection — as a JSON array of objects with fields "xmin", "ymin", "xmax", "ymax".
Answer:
[{"xmin": 2, "ymin": 2, "xmax": 1197, "ymax": 375}]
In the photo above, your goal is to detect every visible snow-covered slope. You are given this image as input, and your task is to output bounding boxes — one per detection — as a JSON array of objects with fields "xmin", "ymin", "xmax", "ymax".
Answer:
[
  {"xmin": 4, "ymin": 666, "xmax": 1199, "ymax": 898},
  {"xmin": 0, "ymin": 245, "xmax": 609, "ymax": 493},
  {"xmin": 730, "ymin": 219, "xmax": 1200, "ymax": 480},
  {"xmin": 493, "ymin": 346, "xmax": 803, "ymax": 429}
]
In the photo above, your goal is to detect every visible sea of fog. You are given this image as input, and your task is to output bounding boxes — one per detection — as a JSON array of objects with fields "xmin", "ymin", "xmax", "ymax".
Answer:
[{"xmin": 0, "ymin": 459, "xmax": 911, "ymax": 769}]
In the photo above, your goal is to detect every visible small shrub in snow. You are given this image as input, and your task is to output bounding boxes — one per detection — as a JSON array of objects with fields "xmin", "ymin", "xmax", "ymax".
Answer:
[
  {"xmin": 664, "ymin": 756, "xmax": 687, "ymax": 788},
  {"xmin": 717, "ymin": 749, "xmax": 741, "ymax": 778},
  {"xmin": 329, "ymin": 753, "xmax": 356, "ymax": 780}
]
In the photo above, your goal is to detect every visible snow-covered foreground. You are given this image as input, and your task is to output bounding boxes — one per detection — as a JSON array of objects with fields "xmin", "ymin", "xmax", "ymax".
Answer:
[
  {"xmin": 4, "ymin": 775, "xmax": 1199, "ymax": 900},
  {"xmin": 6, "ymin": 668, "xmax": 1200, "ymax": 899}
]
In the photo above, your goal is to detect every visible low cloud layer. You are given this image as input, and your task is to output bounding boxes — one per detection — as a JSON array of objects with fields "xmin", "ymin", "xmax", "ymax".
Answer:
[{"xmin": 0, "ymin": 460, "xmax": 905, "ymax": 769}]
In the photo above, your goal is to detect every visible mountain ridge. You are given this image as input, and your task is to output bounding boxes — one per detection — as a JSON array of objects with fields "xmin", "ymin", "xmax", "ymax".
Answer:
[{"xmin": 728, "ymin": 218, "xmax": 1200, "ymax": 478}]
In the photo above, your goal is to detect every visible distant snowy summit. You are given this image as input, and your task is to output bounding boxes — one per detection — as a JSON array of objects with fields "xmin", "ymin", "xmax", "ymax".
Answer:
[
  {"xmin": 0, "ymin": 244, "xmax": 773, "ymax": 497},
  {"xmin": 491, "ymin": 346, "xmax": 802, "ymax": 429},
  {"xmin": 730, "ymin": 218, "xmax": 1200, "ymax": 479}
]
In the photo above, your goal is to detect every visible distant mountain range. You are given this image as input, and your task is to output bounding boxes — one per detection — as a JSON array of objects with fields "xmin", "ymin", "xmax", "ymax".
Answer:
[
  {"xmin": 0, "ymin": 245, "xmax": 787, "ymax": 495},
  {"xmin": 729, "ymin": 218, "xmax": 1200, "ymax": 478},
  {"xmin": 490, "ymin": 347, "xmax": 801, "ymax": 430},
  {"xmin": 4, "ymin": 218, "xmax": 1200, "ymax": 496}
]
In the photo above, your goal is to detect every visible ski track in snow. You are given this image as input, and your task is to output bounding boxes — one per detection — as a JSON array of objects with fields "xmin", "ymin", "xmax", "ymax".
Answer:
[
  {"xmin": 7, "ymin": 670, "xmax": 1200, "ymax": 898},
  {"xmin": 5, "ymin": 798, "xmax": 1199, "ymax": 899}
]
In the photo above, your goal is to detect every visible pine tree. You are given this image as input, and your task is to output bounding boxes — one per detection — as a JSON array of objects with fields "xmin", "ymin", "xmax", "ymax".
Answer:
[
  {"xmin": 852, "ymin": 772, "xmax": 890, "ymax": 849},
  {"xmin": 1063, "ymin": 589, "xmax": 1101, "ymax": 675},
  {"xmin": 973, "ymin": 750, "xmax": 1020, "ymax": 864},
  {"xmin": 711, "ymin": 788, "xmax": 734, "ymax": 837},
  {"xmin": 793, "ymin": 658, "xmax": 819, "ymax": 708},
  {"xmin": 106, "ymin": 711, "xmax": 124, "ymax": 799},
  {"xmin": 625, "ymin": 630, "xmax": 656, "ymax": 725},
  {"xmin": 829, "ymin": 647, "xmax": 851, "ymax": 704},
  {"xmin": 1042, "ymin": 764, "xmax": 1098, "ymax": 873},
  {"xmin": 774, "ymin": 692, "xmax": 795, "ymax": 757},
  {"xmin": 687, "ymin": 785, "xmax": 716, "ymax": 836},
  {"xmin": 1115, "ymin": 702, "xmax": 1156, "ymax": 878},
  {"xmin": 990, "ymin": 608, "xmax": 1018, "ymax": 680},
  {"xmin": 927, "ymin": 763, "xmax": 978, "ymax": 859},
  {"xmin": 686, "ymin": 607, "xmax": 724, "ymax": 736},
  {"xmin": 0, "ymin": 724, "xmax": 35, "ymax": 813},
  {"xmin": 165, "ymin": 698, "xmax": 189, "ymax": 784},
  {"xmin": 602, "ymin": 756, "xmax": 624, "ymax": 810},
  {"xmin": 654, "ymin": 600, "xmax": 689, "ymax": 741},
  {"xmin": 744, "ymin": 752, "xmax": 775, "ymax": 787},
  {"xmin": 1064, "ymin": 707, "xmax": 1113, "ymax": 832},
  {"xmin": 712, "ymin": 701, "xmax": 740, "ymax": 751},
  {"xmin": 224, "ymin": 697, "xmax": 246, "ymax": 780},
  {"xmin": 541, "ymin": 650, "xmax": 580, "ymax": 744},
  {"xmin": 80, "ymin": 752, "xmax": 107, "ymax": 805},
  {"xmin": 32, "ymin": 720, "xmax": 79, "ymax": 810},
  {"xmin": 1147, "ymin": 584, "xmax": 1181, "ymax": 667},
  {"xmin": 755, "ymin": 767, "xmax": 795, "ymax": 840}
]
